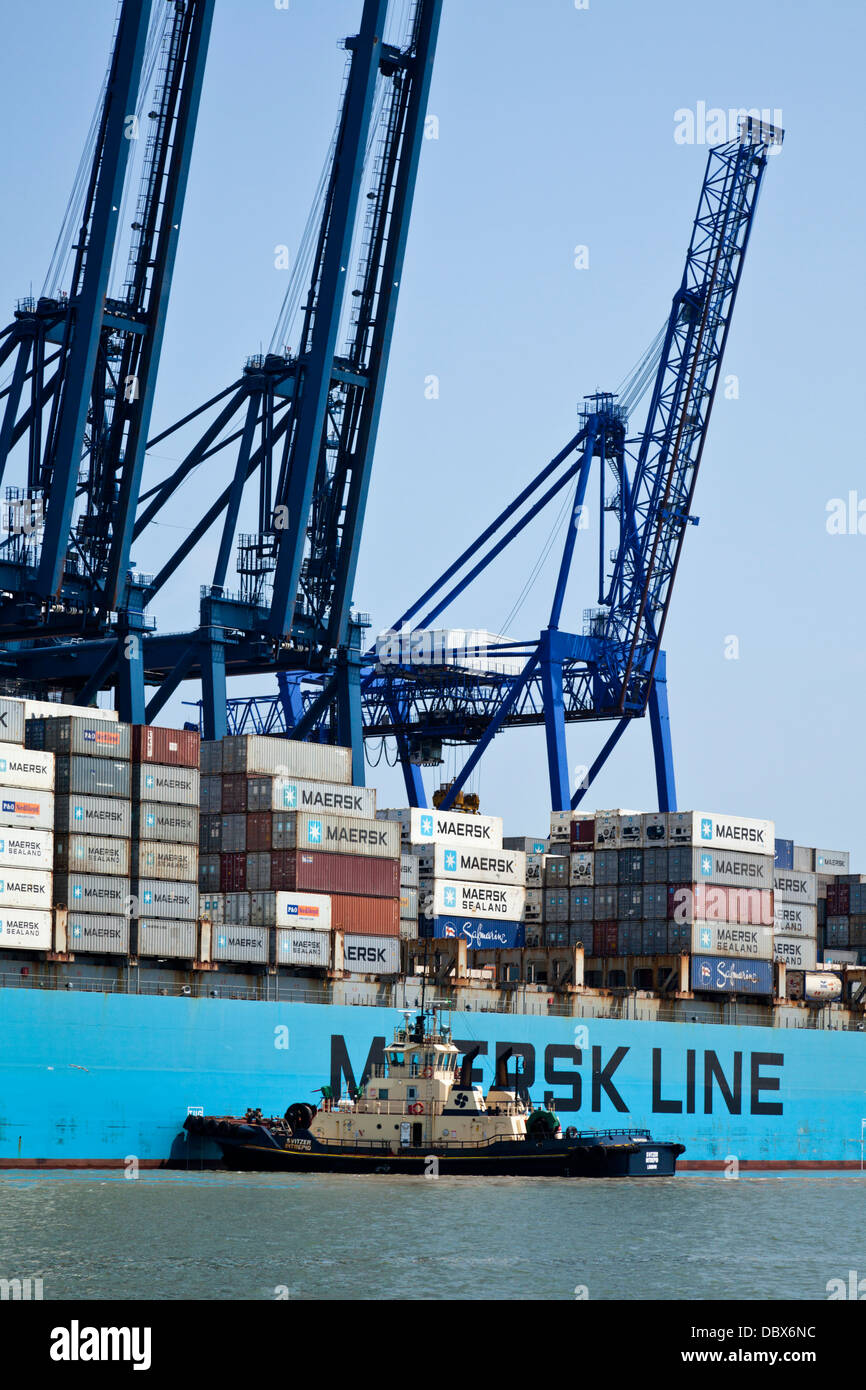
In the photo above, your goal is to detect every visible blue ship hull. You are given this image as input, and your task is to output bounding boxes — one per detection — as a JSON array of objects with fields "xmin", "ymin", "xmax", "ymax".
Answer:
[{"xmin": 1, "ymin": 987, "xmax": 864, "ymax": 1167}]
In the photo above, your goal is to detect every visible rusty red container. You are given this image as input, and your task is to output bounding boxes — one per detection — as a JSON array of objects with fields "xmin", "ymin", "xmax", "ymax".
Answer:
[
  {"xmin": 219, "ymin": 852, "xmax": 247, "ymax": 892},
  {"xmin": 330, "ymin": 893, "xmax": 399, "ymax": 937},
  {"xmin": 592, "ymin": 921, "xmax": 618, "ymax": 956},
  {"xmin": 570, "ymin": 820, "xmax": 594, "ymax": 845},
  {"xmin": 132, "ymin": 725, "xmax": 200, "ymax": 768},
  {"xmin": 269, "ymin": 850, "xmax": 399, "ymax": 897},
  {"xmin": 246, "ymin": 812, "xmax": 272, "ymax": 852},
  {"xmin": 220, "ymin": 774, "xmax": 248, "ymax": 813}
]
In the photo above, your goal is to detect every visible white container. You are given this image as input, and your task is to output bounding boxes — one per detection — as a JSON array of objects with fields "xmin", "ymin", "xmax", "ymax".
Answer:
[
  {"xmin": 0, "ymin": 867, "xmax": 52, "ymax": 910},
  {"xmin": 0, "ymin": 698, "xmax": 25, "ymax": 745},
  {"xmin": 400, "ymin": 852, "xmax": 419, "ymax": 888},
  {"xmin": 273, "ymin": 891, "xmax": 332, "ymax": 930},
  {"xmin": 667, "ymin": 811, "xmax": 774, "ymax": 853},
  {"xmin": 55, "ymin": 873, "xmax": 130, "ymax": 913},
  {"xmin": 135, "ymin": 841, "xmax": 198, "ymax": 883},
  {"xmin": 55, "ymin": 795, "xmax": 132, "ymax": 838},
  {"xmin": 793, "ymin": 845, "xmax": 814, "ymax": 872},
  {"xmin": 524, "ymin": 888, "xmax": 543, "ymax": 921},
  {"xmin": 133, "ymin": 802, "xmax": 197, "ymax": 844},
  {"xmin": 815, "ymin": 848, "xmax": 849, "ymax": 873},
  {"xmin": 641, "ymin": 812, "xmax": 668, "ymax": 847},
  {"xmin": 525, "ymin": 852, "xmax": 544, "ymax": 885},
  {"xmin": 414, "ymin": 843, "xmax": 525, "ymax": 886},
  {"xmin": 773, "ymin": 869, "xmax": 817, "ymax": 904},
  {"xmin": 199, "ymin": 893, "xmax": 225, "ymax": 923},
  {"xmin": 220, "ymin": 734, "xmax": 351, "ymax": 783},
  {"xmin": 0, "ymin": 742, "xmax": 54, "ymax": 791},
  {"xmin": 0, "ymin": 828, "xmax": 53, "ymax": 871},
  {"xmin": 342, "ymin": 934, "xmax": 401, "ymax": 974},
  {"xmin": 23, "ymin": 699, "xmax": 117, "ymax": 723},
  {"xmin": 283, "ymin": 811, "xmax": 399, "ymax": 859},
  {"xmin": 253, "ymin": 776, "xmax": 375, "ymax": 817},
  {"xmin": 133, "ymin": 764, "xmax": 199, "ymax": 807},
  {"xmin": 774, "ymin": 935, "xmax": 818, "ymax": 970},
  {"xmin": 0, "ymin": 907, "xmax": 52, "ymax": 950},
  {"xmin": 277, "ymin": 927, "xmax": 331, "ymax": 967},
  {"xmin": 400, "ymin": 887, "xmax": 418, "ymax": 919},
  {"xmin": 773, "ymin": 903, "xmax": 818, "ymax": 937},
  {"xmin": 424, "ymin": 878, "xmax": 525, "ymax": 920},
  {"xmin": 56, "ymin": 833, "xmax": 130, "ymax": 876},
  {"xmin": 136, "ymin": 919, "xmax": 197, "ymax": 958},
  {"xmin": 136, "ymin": 878, "xmax": 197, "ymax": 921},
  {"xmin": 377, "ymin": 807, "xmax": 503, "ymax": 849},
  {"xmin": 691, "ymin": 921, "xmax": 774, "ymax": 959},
  {"xmin": 0, "ymin": 787, "xmax": 54, "ymax": 831},
  {"xmin": 549, "ymin": 810, "xmax": 594, "ymax": 842},
  {"xmin": 569, "ymin": 851, "xmax": 594, "ymax": 885},
  {"xmin": 67, "ymin": 913, "xmax": 130, "ymax": 954},
  {"xmin": 213, "ymin": 925, "xmax": 270, "ymax": 964}
]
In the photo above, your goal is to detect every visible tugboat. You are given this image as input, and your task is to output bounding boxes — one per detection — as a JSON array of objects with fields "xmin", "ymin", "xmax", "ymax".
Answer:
[{"xmin": 185, "ymin": 1012, "xmax": 685, "ymax": 1176}]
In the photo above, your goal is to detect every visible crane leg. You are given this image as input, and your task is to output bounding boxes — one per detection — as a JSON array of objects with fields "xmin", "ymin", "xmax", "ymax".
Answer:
[
  {"xmin": 540, "ymin": 633, "xmax": 570, "ymax": 811},
  {"xmin": 649, "ymin": 652, "xmax": 676, "ymax": 812}
]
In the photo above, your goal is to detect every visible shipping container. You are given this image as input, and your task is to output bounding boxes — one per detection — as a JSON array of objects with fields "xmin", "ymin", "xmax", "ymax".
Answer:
[
  {"xmin": 0, "ymin": 742, "xmax": 54, "ymax": 791},
  {"xmin": 23, "ymin": 699, "xmax": 117, "ymax": 724},
  {"xmin": 199, "ymin": 741, "xmax": 223, "ymax": 776},
  {"xmin": 542, "ymin": 855, "xmax": 569, "ymax": 888},
  {"xmin": 825, "ymin": 916, "xmax": 850, "ymax": 947},
  {"xmin": 0, "ymin": 698, "xmax": 25, "ymax": 746},
  {"xmin": 277, "ymin": 927, "xmax": 332, "ymax": 967},
  {"xmin": 568, "ymin": 889, "xmax": 593, "ymax": 923},
  {"xmin": 641, "ymin": 921, "xmax": 669, "ymax": 955},
  {"xmin": 378, "ymin": 806, "xmax": 502, "ymax": 850},
  {"xmin": 199, "ymin": 894, "xmax": 224, "ymax": 923},
  {"xmin": 826, "ymin": 884, "xmax": 849, "ymax": 915},
  {"xmin": 594, "ymin": 812, "xmax": 622, "ymax": 849},
  {"xmin": 249, "ymin": 776, "xmax": 375, "ymax": 818},
  {"xmin": 400, "ymin": 887, "xmax": 418, "ymax": 920},
  {"xmin": 502, "ymin": 836, "xmax": 548, "ymax": 854},
  {"xmin": 690, "ymin": 954, "xmax": 774, "ymax": 995},
  {"xmin": 224, "ymin": 892, "xmax": 251, "ymax": 925},
  {"xmin": 219, "ymin": 852, "xmax": 247, "ymax": 893},
  {"xmin": 815, "ymin": 848, "xmax": 849, "ymax": 874},
  {"xmin": 592, "ymin": 921, "xmax": 619, "ymax": 956},
  {"xmin": 773, "ymin": 903, "xmax": 818, "ymax": 937},
  {"xmin": 793, "ymin": 845, "xmax": 814, "ymax": 873},
  {"xmin": 593, "ymin": 886, "xmax": 617, "ymax": 918},
  {"xmin": 415, "ymin": 842, "xmax": 526, "ymax": 886},
  {"xmin": 569, "ymin": 923, "xmax": 593, "ymax": 950},
  {"xmin": 549, "ymin": 810, "xmax": 593, "ymax": 842},
  {"xmin": 55, "ymin": 833, "xmax": 130, "ymax": 876},
  {"xmin": 617, "ymin": 922, "xmax": 643, "ymax": 954},
  {"xmin": 245, "ymin": 852, "xmax": 271, "ymax": 891},
  {"xmin": 0, "ymin": 787, "xmax": 54, "ymax": 831},
  {"xmin": 54, "ymin": 872, "xmax": 130, "ymax": 912},
  {"xmin": 221, "ymin": 735, "xmax": 351, "ymax": 783},
  {"xmin": 136, "ymin": 919, "xmax": 197, "ymax": 958},
  {"xmin": 691, "ymin": 921, "xmax": 774, "ymax": 959},
  {"xmin": 667, "ymin": 845, "xmax": 774, "ymax": 889},
  {"xmin": 132, "ymin": 802, "xmax": 197, "ymax": 845},
  {"xmin": 618, "ymin": 813, "xmax": 642, "ymax": 845},
  {"xmin": 268, "ymin": 850, "xmax": 399, "ymax": 898},
  {"xmin": 26, "ymin": 716, "xmax": 130, "ymax": 760},
  {"xmin": 542, "ymin": 890, "xmax": 569, "ymax": 923},
  {"xmin": 400, "ymin": 852, "xmax": 419, "ymax": 888},
  {"xmin": 667, "ymin": 921, "xmax": 691, "ymax": 953},
  {"xmin": 135, "ymin": 878, "xmax": 197, "ymax": 921},
  {"xmin": 0, "ymin": 827, "xmax": 53, "ymax": 870},
  {"xmin": 132, "ymin": 763, "xmax": 199, "ymax": 807},
  {"xmin": 131, "ymin": 726, "xmax": 200, "ymax": 768},
  {"xmin": 422, "ymin": 917, "xmax": 525, "ymax": 951},
  {"xmin": 54, "ymin": 755, "xmax": 130, "ymax": 799},
  {"xmin": 199, "ymin": 813, "xmax": 222, "ymax": 854},
  {"xmin": 641, "ymin": 847, "xmax": 669, "ymax": 884},
  {"xmin": 544, "ymin": 925, "xmax": 569, "ymax": 947},
  {"xmin": 667, "ymin": 811, "xmax": 774, "ymax": 854},
  {"xmin": 58, "ymin": 796, "xmax": 131, "ymax": 839},
  {"xmin": 343, "ymin": 933, "xmax": 402, "ymax": 973},
  {"xmin": 850, "ymin": 885, "xmax": 866, "ymax": 915},
  {"xmin": 134, "ymin": 841, "xmax": 197, "ymax": 883},
  {"xmin": 220, "ymin": 774, "xmax": 247, "ymax": 813},
  {"xmin": 642, "ymin": 884, "xmax": 668, "ymax": 918},
  {"xmin": 618, "ymin": 848, "xmax": 644, "ymax": 885},
  {"xmin": 773, "ymin": 869, "xmax": 817, "ymax": 904},
  {"xmin": 399, "ymin": 919, "xmax": 419, "ymax": 942},
  {"xmin": 0, "ymin": 867, "xmax": 52, "ymax": 910},
  {"xmin": 641, "ymin": 812, "xmax": 668, "ymax": 847},
  {"xmin": 270, "ymin": 810, "xmax": 400, "ymax": 859},
  {"xmin": 786, "ymin": 969, "xmax": 841, "ymax": 1001},
  {"xmin": 420, "ymin": 878, "xmax": 525, "ymax": 921},
  {"xmin": 774, "ymin": 936, "xmax": 818, "ymax": 970},
  {"xmin": 569, "ymin": 851, "xmax": 593, "ymax": 886},
  {"xmin": 198, "ymin": 854, "xmax": 219, "ymax": 892},
  {"xmin": 66, "ymin": 912, "xmax": 130, "ymax": 954},
  {"xmin": 525, "ymin": 852, "xmax": 544, "ymax": 885},
  {"xmin": 0, "ymin": 907, "xmax": 52, "ymax": 950},
  {"xmin": 245, "ymin": 812, "xmax": 271, "ymax": 851},
  {"xmin": 218, "ymin": 814, "xmax": 246, "ymax": 853},
  {"xmin": 213, "ymin": 925, "xmax": 270, "ymax": 965},
  {"xmin": 524, "ymin": 888, "xmax": 542, "ymax": 921},
  {"xmin": 774, "ymin": 838, "xmax": 794, "ymax": 870},
  {"xmin": 200, "ymin": 776, "xmax": 222, "ymax": 814},
  {"xmin": 617, "ymin": 886, "xmax": 643, "ymax": 920},
  {"xmin": 593, "ymin": 850, "xmax": 619, "ymax": 886},
  {"xmin": 248, "ymin": 890, "xmax": 332, "ymax": 930},
  {"xmin": 667, "ymin": 884, "xmax": 773, "ymax": 926},
  {"xmin": 329, "ymin": 894, "xmax": 399, "ymax": 936}
]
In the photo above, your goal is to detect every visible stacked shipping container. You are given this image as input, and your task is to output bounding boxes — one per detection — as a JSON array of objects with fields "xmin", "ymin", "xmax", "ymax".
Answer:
[
  {"xmin": 0, "ymin": 698, "xmax": 54, "ymax": 951},
  {"xmin": 132, "ymin": 725, "xmax": 200, "ymax": 960}
]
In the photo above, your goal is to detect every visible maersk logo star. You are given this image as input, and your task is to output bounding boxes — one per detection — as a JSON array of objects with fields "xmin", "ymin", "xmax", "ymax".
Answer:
[
  {"xmin": 700, "ymin": 926, "xmax": 712, "ymax": 949},
  {"xmin": 73, "ymin": 886, "xmax": 82, "ymax": 898},
  {"xmin": 218, "ymin": 935, "xmax": 226, "ymax": 948},
  {"xmin": 74, "ymin": 807, "xmax": 83, "ymax": 820},
  {"xmin": 307, "ymin": 819, "xmax": 322, "ymax": 844},
  {"xmin": 700, "ymin": 854, "xmax": 713, "ymax": 876},
  {"xmin": 444, "ymin": 849, "xmax": 457, "ymax": 873},
  {"xmin": 420, "ymin": 814, "xmax": 434, "ymax": 838},
  {"xmin": 282, "ymin": 785, "xmax": 298, "ymax": 809},
  {"xmin": 443, "ymin": 885, "xmax": 457, "ymax": 907},
  {"xmin": 700, "ymin": 818, "xmax": 713, "ymax": 841},
  {"xmin": 0, "ymin": 761, "xmax": 6, "ymax": 773}
]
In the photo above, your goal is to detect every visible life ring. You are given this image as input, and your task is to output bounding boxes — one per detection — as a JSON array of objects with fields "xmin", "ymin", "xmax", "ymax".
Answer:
[
  {"xmin": 409, "ymin": 1102, "xmax": 424, "ymax": 1115},
  {"xmin": 422, "ymin": 1067, "xmax": 433, "ymax": 1078}
]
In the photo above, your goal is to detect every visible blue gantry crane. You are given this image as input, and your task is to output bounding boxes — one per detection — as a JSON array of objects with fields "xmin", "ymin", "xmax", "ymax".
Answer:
[
  {"xmin": 0, "ymin": 0, "xmax": 441, "ymax": 785},
  {"xmin": 229, "ymin": 116, "xmax": 783, "ymax": 811}
]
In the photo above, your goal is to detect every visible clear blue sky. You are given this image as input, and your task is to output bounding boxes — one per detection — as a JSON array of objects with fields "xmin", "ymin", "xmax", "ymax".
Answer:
[{"xmin": 1, "ymin": 0, "xmax": 864, "ymax": 859}]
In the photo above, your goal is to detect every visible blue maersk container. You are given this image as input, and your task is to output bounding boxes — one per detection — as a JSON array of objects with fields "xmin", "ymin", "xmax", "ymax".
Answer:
[
  {"xmin": 690, "ymin": 954, "xmax": 774, "ymax": 995},
  {"xmin": 422, "ymin": 916, "xmax": 525, "ymax": 949},
  {"xmin": 774, "ymin": 838, "xmax": 794, "ymax": 869}
]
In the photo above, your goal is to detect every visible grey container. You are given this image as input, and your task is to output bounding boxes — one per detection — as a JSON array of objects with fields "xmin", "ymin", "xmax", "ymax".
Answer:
[
  {"xmin": 133, "ymin": 763, "xmax": 200, "ymax": 807},
  {"xmin": 642, "ymin": 883, "xmax": 668, "ymax": 918},
  {"xmin": 134, "ymin": 802, "xmax": 197, "ymax": 845},
  {"xmin": 249, "ymin": 892, "xmax": 278, "ymax": 927},
  {"xmin": 55, "ymin": 794, "xmax": 132, "ymax": 838},
  {"xmin": 213, "ymin": 923, "xmax": 271, "ymax": 965},
  {"xmin": 594, "ymin": 886, "xmax": 617, "ymax": 917},
  {"xmin": 569, "ymin": 923, "xmax": 593, "ymax": 950},
  {"xmin": 617, "ymin": 922, "xmax": 643, "ymax": 954},
  {"xmin": 224, "ymin": 892, "xmax": 251, "ymax": 925},
  {"xmin": 199, "ymin": 813, "xmax": 222, "ymax": 853},
  {"xmin": 400, "ymin": 852, "xmax": 419, "ymax": 888},
  {"xmin": 199, "ymin": 741, "xmax": 223, "ymax": 775},
  {"xmin": 54, "ymin": 872, "xmax": 130, "ymax": 913},
  {"xmin": 642, "ymin": 847, "xmax": 669, "ymax": 884},
  {"xmin": 26, "ymin": 715, "xmax": 130, "ymax": 760},
  {"xmin": 543, "ymin": 855, "xmax": 569, "ymax": 887},
  {"xmin": 0, "ymin": 698, "xmax": 25, "ymax": 746},
  {"xmin": 668, "ymin": 846, "xmax": 774, "ymax": 889},
  {"xmin": 136, "ymin": 919, "xmax": 197, "ymax": 958},
  {"xmin": 618, "ymin": 848, "xmax": 644, "ymax": 885},
  {"xmin": 220, "ymin": 735, "xmax": 351, "ymax": 783},
  {"xmin": 594, "ymin": 850, "xmax": 619, "ymax": 886},
  {"xmin": 270, "ymin": 810, "xmax": 399, "ymax": 858},
  {"xmin": 55, "ymin": 833, "xmax": 130, "ymax": 876},
  {"xmin": 219, "ymin": 814, "xmax": 246, "ymax": 853},
  {"xmin": 200, "ymin": 775, "xmax": 222, "ymax": 814},
  {"xmin": 246, "ymin": 852, "xmax": 272, "ymax": 891},
  {"xmin": 134, "ymin": 841, "xmax": 198, "ymax": 883},
  {"xmin": 569, "ymin": 889, "xmax": 593, "ymax": 923},
  {"xmin": 544, "ymin": 925, "xmax": 569, "ymax": 947},
  {"xmin": 793, "ymin": 845, "xmax": 814, "ymax": 872},
  {"xmin": 667, "ymin": 921, "xmax": 691, "ymax": 952},
  {"xmin": 55, "ymin": 755, "xmax": 131, "ymax": 799},
  {"xmin": 67, "ymin": 912, "xmax": 130, "ymax": 954},
  {"xmin": 135, "ymin": 878, "xmax": 197, "ymax": 921},
  {"xmin": 543, "ymin": 889, "xmax": 569, "ymax": 923},
  {"xmin": 199, "ymin": 893, "xmax": 225, "ymax": 923},
  {"xmin": 400, "ymin": 886, "xmax": 419, "ymax": 920},
  {"xmin": 642, "ymin": 921, "xmax": 669, "ymax": 954},
  {"xmin": 248, "ymin": 775, "xmax": 375, "ymax": 817},
  {"xmin": 199, "ymin": 854, "xmax": 220, "ymax": 891},
  {"xmin": 617, "ymin": 886, "xmax": 643, "ymax": 920}
]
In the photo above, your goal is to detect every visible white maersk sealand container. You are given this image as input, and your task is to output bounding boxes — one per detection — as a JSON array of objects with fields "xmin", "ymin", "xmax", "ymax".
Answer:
[
  {"xmin": 377, "ymin": 807, "xmax": 503, "ymax": 849},
  {"xmin": 0, "ymin": 743, "xmax": 54, "ymax": 791},
  {"xmin": 277, "ymin": 928, "xmax": 331, "ymax": 967},
  {"xmin": 774, "ymin": 936, "xmax": 818, "ymax": 970},
  {"xmin": 0, "ymin": 908, "xmax": 53, "ymax": 951},
  {"xmin": 690, "ymin": 921, "xmax": 774, "ymax": 959},
  {"xmin": 424, "ymin": 879, "xmax": 525, "ymax": 920},
  {"xmin": 667, "ymin": 811, "xmax": 774, "ymax": 853},
  {"xmin": 414, "ymin": 842, "xmax": 525, "ymax": 886},
  {"xmin": 773, "ymin": 903, "xmax": 818, "ymax": 937},
  {"xmin": 0, "ymin": 828, "xmax": 53, "ymax": 871}
]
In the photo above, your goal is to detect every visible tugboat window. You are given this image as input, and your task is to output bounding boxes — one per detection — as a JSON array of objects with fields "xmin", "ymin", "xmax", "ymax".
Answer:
[{"xmin": 378, "ymin": 1089, "xmax": 389, "ymax": 1100}]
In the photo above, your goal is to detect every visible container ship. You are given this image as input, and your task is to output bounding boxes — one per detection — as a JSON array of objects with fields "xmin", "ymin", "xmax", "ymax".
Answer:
[{"xmin": 1, "ymin": 698, "xmax": 864, "ymax": 1171}]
